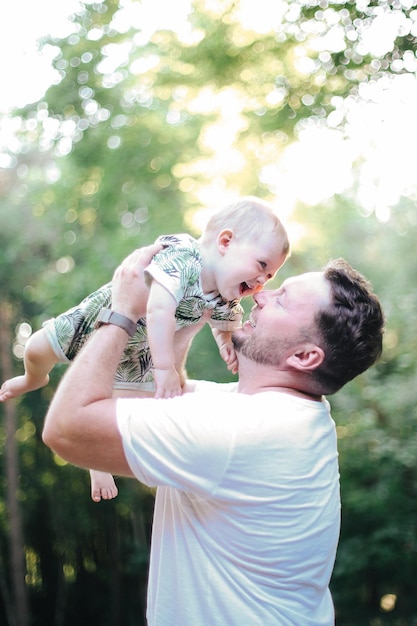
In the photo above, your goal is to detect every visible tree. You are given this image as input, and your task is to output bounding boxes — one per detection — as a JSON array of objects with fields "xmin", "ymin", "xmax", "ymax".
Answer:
[
  {"xmin": 1, "ymin": 1, "xmax": 416, "ymax": 623},
  {"xmin": 0, "ymin": 305, "xmax": 29, "ymax": 626}
]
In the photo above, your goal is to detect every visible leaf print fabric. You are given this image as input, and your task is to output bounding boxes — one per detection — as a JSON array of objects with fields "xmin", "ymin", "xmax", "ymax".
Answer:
[{"xmin": 43, "ymin": 233, "xmax": 243, "ymax": 387}]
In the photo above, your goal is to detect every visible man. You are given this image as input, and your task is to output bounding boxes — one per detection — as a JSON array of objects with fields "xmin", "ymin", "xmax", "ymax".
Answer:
[{"xmin": 43, "ymin": 245, "xmax": 384, "ymax": 626}]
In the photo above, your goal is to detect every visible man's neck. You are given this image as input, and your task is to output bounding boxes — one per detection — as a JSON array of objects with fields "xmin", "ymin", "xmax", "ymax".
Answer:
[{"xmin": 236, "ymin": 362, "xmax": 323, "ymax": 402}]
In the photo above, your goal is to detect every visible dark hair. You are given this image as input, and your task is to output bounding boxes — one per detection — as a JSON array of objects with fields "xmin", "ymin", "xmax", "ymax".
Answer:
[{"xmin": 312, "ymin": 258, "xmax": 384, "ymax": 395}]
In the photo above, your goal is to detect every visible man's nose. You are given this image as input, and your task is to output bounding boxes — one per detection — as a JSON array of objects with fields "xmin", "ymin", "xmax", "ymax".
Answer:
[{"xmin": 253, "ymin": 290, "xmax": 268, "ymax": 305}]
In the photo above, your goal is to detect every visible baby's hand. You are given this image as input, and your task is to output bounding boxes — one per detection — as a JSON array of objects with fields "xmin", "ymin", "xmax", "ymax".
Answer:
[
  {"xmin": 153, "ymin": 366, "xmax": 183, "ymax": 399},
  {"xmin": 219, "ymin": 343, "xmax": 239, "ymax": 375}
]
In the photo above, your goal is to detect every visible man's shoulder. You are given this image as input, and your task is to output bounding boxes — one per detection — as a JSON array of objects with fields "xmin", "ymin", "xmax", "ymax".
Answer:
[{"xmin": 186, "ymin": 380, "xmax": 239, "ymax": 394}]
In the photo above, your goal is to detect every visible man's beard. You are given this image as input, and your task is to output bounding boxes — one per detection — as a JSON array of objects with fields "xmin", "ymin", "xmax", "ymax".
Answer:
[{"xmin": 232, "ymin": 332, "xmax": 291, "ymax": 367}]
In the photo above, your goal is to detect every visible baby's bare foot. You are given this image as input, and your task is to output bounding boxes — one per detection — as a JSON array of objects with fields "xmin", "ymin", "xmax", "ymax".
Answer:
[
  {"xmin": 0, "ymin": 374, "xmax": 49, "ymax": 402},
  {"xmin": 90, "ymin": 470, "xmax": 118, "ymax": 502},
  {"xmin": 1, "ymin": 376, "xmax": 33, "ymax": 401}
]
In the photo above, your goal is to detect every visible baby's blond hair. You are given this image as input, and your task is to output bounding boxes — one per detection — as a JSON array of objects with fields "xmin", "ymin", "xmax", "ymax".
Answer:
[{"xmin": 200, "ymin": 196, "xmax": 290, "ymax": 257}]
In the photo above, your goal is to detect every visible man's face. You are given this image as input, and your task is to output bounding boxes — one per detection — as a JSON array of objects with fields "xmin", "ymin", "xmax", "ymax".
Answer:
[{"xmin": 232, "ymin": 272, "xmax": 331, "ymax": 367}]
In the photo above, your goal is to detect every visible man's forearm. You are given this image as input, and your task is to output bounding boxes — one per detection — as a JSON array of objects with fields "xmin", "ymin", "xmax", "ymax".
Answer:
[
  {"xmin": 67, "ymin": 324, "xmax": 129, "ymax": 403},
  {"xmin": 42, "ymin": 324, "xmax": 130, "ymax": 470}
]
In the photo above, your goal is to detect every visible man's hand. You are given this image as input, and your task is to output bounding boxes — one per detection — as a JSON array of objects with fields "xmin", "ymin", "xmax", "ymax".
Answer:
[{"xmin": 111, "ymin": 243, "xmax": 163, "ymax": 321}]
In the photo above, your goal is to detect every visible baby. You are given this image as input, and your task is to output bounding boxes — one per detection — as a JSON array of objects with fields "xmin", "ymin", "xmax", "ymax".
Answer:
[{"xmin": 1, "ymin": 196, "xmax": 290, "ymax": 501}]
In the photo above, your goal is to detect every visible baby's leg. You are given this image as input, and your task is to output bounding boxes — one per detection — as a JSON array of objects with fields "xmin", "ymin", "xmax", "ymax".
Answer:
[
  {"xmin": 89, "ymin": 388, "xmax": 155, "ymax": 502},
  {"xmin": 0, "ymin": 329, "xmax": 58, "ymax": 401}
]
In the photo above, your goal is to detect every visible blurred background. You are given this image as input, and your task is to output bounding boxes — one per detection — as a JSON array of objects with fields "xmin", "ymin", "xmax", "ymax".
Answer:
[{"xmin": 0, "ymin": 1, "xmax": 416, "ymax": 624}]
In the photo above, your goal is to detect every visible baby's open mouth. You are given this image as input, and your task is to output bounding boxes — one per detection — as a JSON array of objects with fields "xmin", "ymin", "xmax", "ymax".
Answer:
[{"xmin": 240, "ymin": 282, "xmax": 252, "ymax": 295}]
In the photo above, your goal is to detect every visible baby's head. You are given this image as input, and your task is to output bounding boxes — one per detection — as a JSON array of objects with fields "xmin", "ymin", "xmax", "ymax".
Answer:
[
  {"xmin": 200, "ymin": 196, "xmax": 290, "ymax": 300},
  {"xmin": 201, "ymin": 196, "xmax": 289, "ymax": 251}
]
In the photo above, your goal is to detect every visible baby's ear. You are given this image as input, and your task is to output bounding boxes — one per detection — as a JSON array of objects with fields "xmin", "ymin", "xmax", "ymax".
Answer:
[
  {"xmin": 287, "ymin": 344, "xmax": 325, "ymax": 371},
  {"xmin": 217, "ymin": 229, "xmax": 234, "ymax": 253}
]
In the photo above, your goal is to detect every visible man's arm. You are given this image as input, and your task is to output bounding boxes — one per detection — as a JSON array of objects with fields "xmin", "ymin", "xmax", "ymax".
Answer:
[{"xmin": 42, "ymin": 243, "xmax": 162, "ymax": 476}]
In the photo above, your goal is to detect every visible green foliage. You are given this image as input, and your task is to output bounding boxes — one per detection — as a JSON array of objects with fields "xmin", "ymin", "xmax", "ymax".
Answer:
[{"xmin": 1, "ymin": 1, "xmax": 416, "ymax": 624}]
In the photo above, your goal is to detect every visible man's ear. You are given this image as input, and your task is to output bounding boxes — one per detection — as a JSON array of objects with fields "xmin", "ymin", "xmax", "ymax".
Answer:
[
  {"xmin": 287, "ymin": 344, "xmax": 325, "ymax": 372},
  {"xmin": 217, "ymin": 229, "xmax": 234, "ymax": 254}
]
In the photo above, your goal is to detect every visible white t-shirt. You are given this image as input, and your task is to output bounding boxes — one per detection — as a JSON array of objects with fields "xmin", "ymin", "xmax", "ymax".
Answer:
[{"xmin": 117, "ymin": 381, "xmax": 340, "ymax": 626}]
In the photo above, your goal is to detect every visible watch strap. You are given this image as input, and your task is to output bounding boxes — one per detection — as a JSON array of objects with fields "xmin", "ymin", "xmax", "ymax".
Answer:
[{"xmin": 95, "ymin": 308, "xmax": 137, "ymax": 337}]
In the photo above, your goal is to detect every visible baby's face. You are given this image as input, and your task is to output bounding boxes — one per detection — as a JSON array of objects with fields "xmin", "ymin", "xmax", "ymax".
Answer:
[{"xmin": 216, "ymin": 235, "xmax": 287, "ymax": 301}]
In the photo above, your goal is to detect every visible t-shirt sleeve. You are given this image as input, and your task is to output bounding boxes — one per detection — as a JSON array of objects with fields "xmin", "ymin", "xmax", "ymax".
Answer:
[
  {"xmin": 116, "ymin": 393, "xmax": 236, "ymax": 495},
  {"xmin": 144, "ymin": 235, "xmax": 202, "ymax": 305}
]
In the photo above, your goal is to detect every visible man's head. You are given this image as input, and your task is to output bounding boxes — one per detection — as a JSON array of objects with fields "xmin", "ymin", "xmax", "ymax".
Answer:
[
  {"xmin": 312, "ymin": 258, "xmax": 384, "ymax": 393},
  {"xmin": 232, "ymin": 259, "xmax": 384, "ymax": 396}
]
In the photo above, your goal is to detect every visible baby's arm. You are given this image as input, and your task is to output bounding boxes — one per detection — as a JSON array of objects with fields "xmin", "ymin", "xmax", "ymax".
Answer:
[
  {"xmin": 211, "ymin": 328, "xmax": 239, "ymax": 375},
  {"xmin": 173, "ymin": 309, "xmax": 212, "ymax": 387},
  {"xmin": 0, "ymin": 328, "xmax": 59, "ymax": 401},
  {"xmin": 147, "ymin": 281, "xmax": 182, "ymax": 399}
]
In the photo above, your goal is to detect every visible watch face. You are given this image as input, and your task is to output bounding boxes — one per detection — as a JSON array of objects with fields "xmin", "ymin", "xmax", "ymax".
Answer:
[
  {"xmin": 101, "ymin": 309, "xmax": 112, "ymax": 323},
  {"xmin": 96, "ymin": 308, "xmax": 110, "ymax": 325}
]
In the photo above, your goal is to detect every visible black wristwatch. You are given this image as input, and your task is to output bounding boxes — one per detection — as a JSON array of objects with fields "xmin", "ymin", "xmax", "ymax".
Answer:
[{"xmin": 94, "ymin": 308, "xmax": 137, "ymax": 337}]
